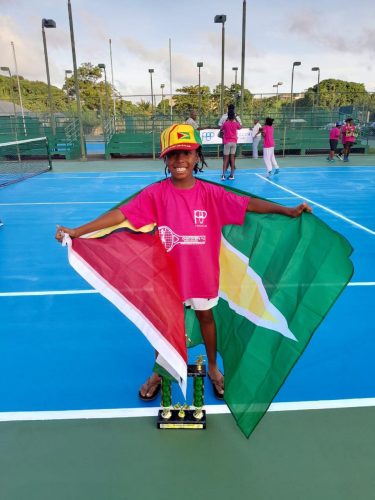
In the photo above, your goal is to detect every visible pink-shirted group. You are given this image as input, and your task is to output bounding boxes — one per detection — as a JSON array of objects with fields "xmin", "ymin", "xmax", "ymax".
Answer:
[
  {"xmin": 327, "ymin": 118, "xmax": 358, "ymax": 162},
  {"xmin": 218, "ymin": 105, "xmax": 279, "ymax": 180}
]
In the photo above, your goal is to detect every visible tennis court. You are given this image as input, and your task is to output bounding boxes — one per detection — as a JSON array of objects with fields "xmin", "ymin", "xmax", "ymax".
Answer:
[{"xmin": 0, "ymin": 156, "xmax": 374, "ymax": 500}]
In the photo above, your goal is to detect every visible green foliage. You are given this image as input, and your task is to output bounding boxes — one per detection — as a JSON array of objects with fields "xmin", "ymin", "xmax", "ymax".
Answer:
[
  {"xmin": 0, "ymin": 74, "xmax": 68, "ymax": 112},
  {"xmin": 299, "ymin": 79, "xmax": 369, "ymax": 109},
  {"xmin": 1, "ymin": 71, "xmax": 373, "ymax": 129},
  {"xmin": 173, "ymin": 85, "xmax": 212, "ymax": 115}
]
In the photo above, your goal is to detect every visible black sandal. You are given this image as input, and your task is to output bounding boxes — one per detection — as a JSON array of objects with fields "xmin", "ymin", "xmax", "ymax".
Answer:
[{"xmin": 138, "ymin": 377, "xmax": 161, "ymax": 401}]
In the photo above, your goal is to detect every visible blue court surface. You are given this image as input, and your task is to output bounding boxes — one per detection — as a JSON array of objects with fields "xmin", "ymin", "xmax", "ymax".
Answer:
[{"xmin": 0, "ymin": 165, "xmax": 374, "ymax": 418}]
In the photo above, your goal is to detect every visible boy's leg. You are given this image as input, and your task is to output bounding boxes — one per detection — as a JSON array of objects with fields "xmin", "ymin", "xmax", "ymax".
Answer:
[{"xmin": 195, "ymin": 309, "xmax": 224, "ymax": 397}]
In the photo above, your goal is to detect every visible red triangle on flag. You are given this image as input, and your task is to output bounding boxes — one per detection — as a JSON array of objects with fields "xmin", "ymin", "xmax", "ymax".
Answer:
[{"xmin": 177, "ymin": 132, "xmax": 184, "ymax": 139}]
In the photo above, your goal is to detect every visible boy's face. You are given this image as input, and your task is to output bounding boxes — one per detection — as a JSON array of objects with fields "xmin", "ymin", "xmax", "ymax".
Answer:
[{"xmin": 166, "ymin": 149, "xmax": 199, "ymax": 181}]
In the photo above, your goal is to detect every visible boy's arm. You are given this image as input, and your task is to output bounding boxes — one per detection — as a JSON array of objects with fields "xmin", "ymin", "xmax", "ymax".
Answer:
[
  {"xmin": 55, "ymin": 208, "xmax": 126, "ymax": 241},
  {"xmin": 246, "ymin": 198, "xmax": 311, "ymax": 218}
]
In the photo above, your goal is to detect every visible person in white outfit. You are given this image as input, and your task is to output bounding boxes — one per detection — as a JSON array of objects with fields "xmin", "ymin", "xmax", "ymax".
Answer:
[
  {"xmin": 218, "ymin": 104, "xmax": 242, "ymax": 127},
  {"xmin": 251, "ymin": 119, "xmax": 262, "ymax": 159},
  {"xmin": 185, "ymin": 110, "xmax": 199, "ymax": 129},
  {"xmin": 262, "ymin": 117, "xmax": 279, "ymax": 178}
]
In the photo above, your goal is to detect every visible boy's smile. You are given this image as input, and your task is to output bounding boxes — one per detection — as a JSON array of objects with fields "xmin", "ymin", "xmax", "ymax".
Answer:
[{"xmin": 166, "ymin": 150, "xmax": 199, "ymax": 188}]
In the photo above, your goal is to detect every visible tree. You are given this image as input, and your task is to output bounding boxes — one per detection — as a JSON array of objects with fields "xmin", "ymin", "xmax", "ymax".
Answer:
[
  {"xmin": 299, "ymin": 79, "xmax": 368, "ymax": 109},
  {"xmin": 173, "ymin": 85, "xmax": 212, "ymax": 115},
  {"xmin": 63, "ymin": 63, "xmax": 111, "ymax": 112},
  {"xmin": 0, "ymin": 74, "xmax": 68, "ymax": 113}
]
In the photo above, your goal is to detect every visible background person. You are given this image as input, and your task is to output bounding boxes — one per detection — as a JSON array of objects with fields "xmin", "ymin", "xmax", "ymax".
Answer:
[
  {"xmin": 262, "ymin": 117, "xmax": 280, "ymax": 178},
  {"xmin": 185, "ymin": 109, "xmax": 199, "ymax": 130},
  {"xmin": 220, "ymin": 108, "xmax": 241, "ymax": 181},
  {"xmin": 327, "ymin": 122, "xmax": 341, "ymax": 162},
  {"xmin": 251, "ymin": 118, "xmax": 262, "ymax": 159},
  {"xmin": 337, "ymin": 118, "xmax": 357, "ymax": 162},
  {"xmin": 218, "ymin": 103, "xmax": 242, "ymax": 127}
]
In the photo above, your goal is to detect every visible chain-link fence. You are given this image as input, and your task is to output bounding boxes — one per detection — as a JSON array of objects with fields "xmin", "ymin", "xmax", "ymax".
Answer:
[{"xmin": 1, "ymin": 91, "xmax": 374, "ymax": 157}]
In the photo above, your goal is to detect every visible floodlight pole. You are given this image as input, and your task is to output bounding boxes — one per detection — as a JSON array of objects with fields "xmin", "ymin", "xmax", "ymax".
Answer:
[
  {"xmin": 160, "ymin": 83, "xmax": 165, "ymax": 114},
  {"xmin": 109, "ymin": 39, "xmax": 116, "ymax": 124},
  {"xmin": 65, "ymin": 70, "xmax": 72, "ymax": 106},
  {"xmin": 11, "ymin": 41, "xmax": 27, "ymax": 136},
  {"xmin": 214, "ymin": 15, "xmax": 226, "ymax": 116},
  {"xmin": 232, "ymin": 67, "xmax": 238, "ymax": 86},
  {"xmin": 67, "ymin": 0, "xmax": 86, "ymax": 160},
  {"xmin": 42, "ymin": 18, "xmax": 56, "ymax": 135},
  {"xmin": 197, "ymin": 62, "xmax": 203, "ymax": 127},
  {"xmin": 291, "ymin": 61, "xmax": 301, "ymax": 118},
  {"xmin": 98, "ymin": 64, "xmax": 110, "ymax": 159},
  {"xmin": 273, "ymin": 82, "xmax": 283, "ymax": 100},
  {"xmin": 98, "ymin": 64, "xmax": 109, "ymax": 120},
  {"xmin": 240, "ymin": 0, "xmax": 246, "ymax": 120},
  {"xmin": 312, "ymin": 67, "xmax": 320, "ymax": 106},
  {"xmin": 149, "ymin": 69, "xmax": 155, "ymax": 160},
  {"xmin": 0, "ymin": 66, "xmax": 19, "ymax": 147}
]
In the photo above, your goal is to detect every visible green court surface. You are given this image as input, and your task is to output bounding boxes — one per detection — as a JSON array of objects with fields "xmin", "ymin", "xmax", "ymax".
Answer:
[{"xmin": 1, "ymin": 407, "xmax": 374, "ymax": 500}]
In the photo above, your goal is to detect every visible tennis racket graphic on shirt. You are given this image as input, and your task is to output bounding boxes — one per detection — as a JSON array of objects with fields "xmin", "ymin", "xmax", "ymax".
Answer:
[{"xmin": 159, "ymin": 225, "xmax": 206, "ymax": 252}]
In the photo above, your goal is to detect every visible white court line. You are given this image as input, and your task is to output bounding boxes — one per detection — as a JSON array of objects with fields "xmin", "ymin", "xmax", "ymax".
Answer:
[
  {"xmin": 1, "ymin": 398, "xmax": 374, "ymax": 422},
  {"xmin": 255, "ymin": 173, "xmax": 375, "ymax": 236},
  {"xmin": 0, "ymin": 290, "xmax": 99, "ymax": 297},
  {"xmin": 241, "ymin": 169, "xmax": 375, "ymax": 175},
  {"xmin": 41, "ymin": 173, "xmax": 162, "ymax": 178},
  {"xmin": 1, "ymin": 282, "xmax": 374, "ymax": 297},
  {"xmin": 0, "ymin": 201, "xmax": 120, "ymax": 206}
]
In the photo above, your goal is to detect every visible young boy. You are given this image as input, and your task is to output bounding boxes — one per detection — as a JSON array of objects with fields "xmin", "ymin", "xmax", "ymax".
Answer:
[
  {"xmin": 56, "ymin": 124, "xmax": 311, "ymax": 400},
  {"xmin": 327, "ymin": 122, "xmax": 341, "ymax": 162}
]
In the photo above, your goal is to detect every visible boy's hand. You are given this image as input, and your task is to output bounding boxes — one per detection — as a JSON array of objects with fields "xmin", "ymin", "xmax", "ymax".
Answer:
[
  {"xmin": 55, "ymin": 225, "xmax": 77, "ymax": 242},
  {"xmin": 288, "ymin": 202, "xmax": 312, "ymax": 218}
]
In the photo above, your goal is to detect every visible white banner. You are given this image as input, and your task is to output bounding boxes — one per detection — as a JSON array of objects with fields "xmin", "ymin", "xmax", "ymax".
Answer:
[{"xmin": 200, "ymin": 128, "xmax": 253, "ymax": 145}]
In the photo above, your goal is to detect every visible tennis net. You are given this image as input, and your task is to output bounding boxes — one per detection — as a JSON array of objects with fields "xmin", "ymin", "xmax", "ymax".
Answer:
[{"xmin": 0, "ymin": 137, "xmax": 52, "ymax": 188}]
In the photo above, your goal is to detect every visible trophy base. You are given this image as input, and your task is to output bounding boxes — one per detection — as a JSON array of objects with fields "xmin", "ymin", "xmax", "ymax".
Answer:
[{"xmin": 157, "ymin": 409, "xmax": 206, "ymax": 429}]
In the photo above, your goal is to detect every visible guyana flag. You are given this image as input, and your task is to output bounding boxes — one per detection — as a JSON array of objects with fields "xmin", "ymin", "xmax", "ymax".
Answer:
[{"xmin": 63, "ymin": 180, "xmax": 353, "ymax": 438}]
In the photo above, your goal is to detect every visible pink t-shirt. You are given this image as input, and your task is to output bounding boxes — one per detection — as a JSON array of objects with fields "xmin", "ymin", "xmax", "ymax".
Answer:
[
  {"xmin": 329, "ymin": 127, "xmax": 340, "ymax": 140},
  {"xmin": 222, "ymin": 120, "xmax": 241, "ymax": 144},
  {"xmin": 262, "ymin": 125, "xmax": 275, "ymax": 148},
  {"xmin": 342, "ymin": 124, "xmax": 356, "ymax": 143},
  {"xmin": 120, "ymin": 179, "xmax": 250, "ymax": 300}
]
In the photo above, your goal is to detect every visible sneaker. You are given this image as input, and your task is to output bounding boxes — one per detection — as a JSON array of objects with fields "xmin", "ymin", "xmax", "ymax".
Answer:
[
  {"xmin": 266, "ymin": 172, "xmax": 271, "ymax": 179},
  {"xmin": 343, "ymin": 157, "xmax": 349, "ymax": 162},
  {"xmin": 228, "ymin": 176, "xmax": 234, "ymax": 180},
  {"xmin": 221, "ymin": 175, "xmax": 225, "ymax": 181},
  {"xmin": 336, "ymin": 154, "xmax": 343, "ymax": 161},
  {"xmin": 274, "ymin": 168, "xmax": 280, "ymax": 175}
]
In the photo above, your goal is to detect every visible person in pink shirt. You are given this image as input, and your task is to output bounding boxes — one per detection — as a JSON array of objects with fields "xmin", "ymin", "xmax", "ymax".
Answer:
[
  {"xmin": 327, "ymin": 122, "xmax": 341, "ymax": 162},
  {"xmin": 262, "ymin": 117, "xmax": 280, "ymax": 178},
  {"xmin": 337, "ymin": 118, "xmax": 357, "ymax": 162},
  {"xmin": 220, "ymin": 108, "xmax": 241, "ymax": 181},
  {"xmin": 55, "ymin": 124, "xmax": 311, "ymax": 401}
]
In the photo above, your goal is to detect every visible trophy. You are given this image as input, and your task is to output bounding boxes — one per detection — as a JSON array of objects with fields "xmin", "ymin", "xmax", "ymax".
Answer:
[{"xmin": 157, "ymin": 355, "xmax": 206, "ymax": 429}]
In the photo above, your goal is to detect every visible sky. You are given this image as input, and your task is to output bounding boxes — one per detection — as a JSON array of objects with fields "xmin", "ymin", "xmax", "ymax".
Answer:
[{"xmin": 1, "ymin": 0, "xmax": 374, "ymax": 102}]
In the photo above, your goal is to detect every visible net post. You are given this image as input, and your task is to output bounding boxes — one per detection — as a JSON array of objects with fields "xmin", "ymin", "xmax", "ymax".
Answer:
[{"xmin": 46, "ymin": 138, "xmax": 53, "ymax": 170}]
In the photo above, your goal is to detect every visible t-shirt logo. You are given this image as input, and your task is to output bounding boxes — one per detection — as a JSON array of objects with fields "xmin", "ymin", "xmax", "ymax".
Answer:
[{"xmin": 194, "ymin": 210, "xmax": 207, "ymax": 225}]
